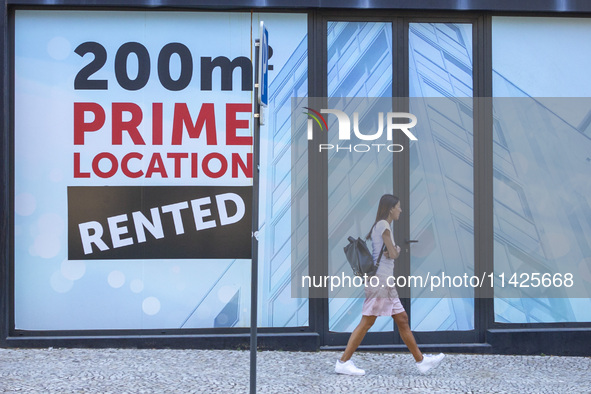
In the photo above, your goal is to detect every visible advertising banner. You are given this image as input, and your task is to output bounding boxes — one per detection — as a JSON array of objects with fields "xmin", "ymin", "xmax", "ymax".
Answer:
[
  {"xmin": 68, "ymin": 186, "xmax": 252, "ymax": 260},
  {"xmin": 14, "ymin": 10, "xmax": 307, "ymax": 330}
]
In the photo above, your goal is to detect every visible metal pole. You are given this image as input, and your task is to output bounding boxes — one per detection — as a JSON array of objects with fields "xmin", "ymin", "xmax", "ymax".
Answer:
[{"xmin": 250, "ymin": 38, "xmax": 261, "ymax": 394}]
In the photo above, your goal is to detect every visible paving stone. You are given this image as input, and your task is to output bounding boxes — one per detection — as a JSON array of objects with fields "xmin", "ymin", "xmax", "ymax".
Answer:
[{"xmin": 0, "ymin": 348, "xmax": 590, "ymax": 393}]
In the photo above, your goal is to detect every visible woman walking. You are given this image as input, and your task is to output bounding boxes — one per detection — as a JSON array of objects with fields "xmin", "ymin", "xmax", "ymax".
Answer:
[{"xmin": 335, "ymin": 194, "xmax": 445, "ymax": 376}]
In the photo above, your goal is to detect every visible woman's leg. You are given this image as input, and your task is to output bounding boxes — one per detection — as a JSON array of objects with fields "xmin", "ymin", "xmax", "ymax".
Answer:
[
  {"xmin": 392, "ymin": 311, "xmax": 423, "ymax": 362},
  {"xmin": 340, "ymin": 315, "xmax": 377, "ymax": 362}
]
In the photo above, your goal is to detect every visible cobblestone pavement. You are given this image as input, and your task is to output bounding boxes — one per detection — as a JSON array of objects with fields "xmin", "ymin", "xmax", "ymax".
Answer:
[{"xmin": 1, "ymin": 348, "xmax": 590, "ymax": 393}]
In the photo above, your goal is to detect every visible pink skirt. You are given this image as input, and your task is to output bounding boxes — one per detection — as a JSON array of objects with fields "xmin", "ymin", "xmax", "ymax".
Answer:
[
  {"xmin": 362, "ymin": 294, "xmax": 405, "ymax": 316},
  {"xmin": 361, "ymin": 258, "xmax": 405, "ymax": 316}
]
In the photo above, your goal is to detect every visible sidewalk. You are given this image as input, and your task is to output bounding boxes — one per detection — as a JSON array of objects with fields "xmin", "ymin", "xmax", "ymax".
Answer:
[{"xmin": 1, "ymin": 348, "xmax": 590, "ymax": 393}]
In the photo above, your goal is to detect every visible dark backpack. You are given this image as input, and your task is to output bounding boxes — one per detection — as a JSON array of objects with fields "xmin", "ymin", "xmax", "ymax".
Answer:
[{"xmin": 344, "ymin": 236, "xmax": 385, "ymax": 277}]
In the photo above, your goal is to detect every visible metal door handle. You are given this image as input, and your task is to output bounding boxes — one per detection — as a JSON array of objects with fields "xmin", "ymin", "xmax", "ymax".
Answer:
[{"xmin": 404, "ymin": 239, "xmax": 419, "ymax": 244}]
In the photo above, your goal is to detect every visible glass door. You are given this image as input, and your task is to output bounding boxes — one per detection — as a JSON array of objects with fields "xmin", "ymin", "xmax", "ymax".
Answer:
[
  {"xmin": 324, "ymin": 17, "xmax": 479, "ymax": 346},
  {"xmin": 325, "ymin": 20, "xmax": 400, "ymax": 345},
  {"xmin": 407, "ymin": 22, "xmax": 477, "ymax": 339}
]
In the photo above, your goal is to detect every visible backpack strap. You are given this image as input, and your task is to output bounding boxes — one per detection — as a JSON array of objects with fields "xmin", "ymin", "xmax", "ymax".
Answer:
[{"xmin": 375, "ymin": 244, "xmax": 386, "ymax": 272}]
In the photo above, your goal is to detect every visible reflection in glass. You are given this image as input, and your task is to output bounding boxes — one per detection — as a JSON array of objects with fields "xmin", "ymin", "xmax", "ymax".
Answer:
[
  {"xmin": 258, "ymin": 21, "xmax": 309, "ymax": 328},
  {"xmin": 492, "ymin": 17, "xmax": 591, "ymax": 323},
  {"xmin": 327, "ymin": 21, "xmax": 394, "ymax": 333},
  {"xmin": 409, "ymin": 22, "xmax": 475, "ymax": 331}
]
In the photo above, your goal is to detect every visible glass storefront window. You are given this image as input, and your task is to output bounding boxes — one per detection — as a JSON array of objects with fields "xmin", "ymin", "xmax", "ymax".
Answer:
[
  {"xmin": 327, "ymin": 21, "xmax": 394, "ymax": 333},
  {"xmin": 13, "ymin": 11, "xmax": 309, "ymax": 330},
  {"xmin": 409, "ymin": 22, "xmax": 475, "ymax": 331},
  {"xmin": 492, "ymin": 17, "xmax": 591, "ymax": 323}
]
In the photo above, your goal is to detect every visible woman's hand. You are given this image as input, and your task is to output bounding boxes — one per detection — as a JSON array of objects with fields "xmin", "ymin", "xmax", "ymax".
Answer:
[
  {"xmin": 384, "ymin": 248, "xmax": 399, "ymax": 259},
  {"xmin": 386, "ymin": 245, "xmax": 400, "ymax": 259}
]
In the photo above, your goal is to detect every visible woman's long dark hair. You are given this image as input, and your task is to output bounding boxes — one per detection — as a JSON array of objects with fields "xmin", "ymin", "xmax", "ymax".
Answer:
[{"xmin": 366, "ymin": 194, "xmax": 400, "ymax": 239}]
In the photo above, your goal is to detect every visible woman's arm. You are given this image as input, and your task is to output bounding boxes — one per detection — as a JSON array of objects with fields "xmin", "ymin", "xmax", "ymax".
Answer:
[{"xmin": 382, "ymin": 229, "xmax": 401, "ymax": 260}]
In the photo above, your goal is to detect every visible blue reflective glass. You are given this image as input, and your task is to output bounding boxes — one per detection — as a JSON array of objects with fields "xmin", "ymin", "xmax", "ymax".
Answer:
[
  {"xmin": 327, "ymin": 21, "xmax": 394, "ymax": 333},
  {"xmin": 409, "ymin": 23, "xmax": 475, "ymax": 331},
  {"xmin": 258, "ymin": 14, "xmax": 309, "ymax": 327},
  {"xmin": 492, "ymin": 17, "xmax": 591, "ymax": 323}
]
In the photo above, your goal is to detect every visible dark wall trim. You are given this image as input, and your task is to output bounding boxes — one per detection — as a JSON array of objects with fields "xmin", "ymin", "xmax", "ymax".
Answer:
[
  {"xmin": 322, "ymin": 343, "xmax": 494, "ymax": 355},
  {"xmin": 0, "ymin": 1, "xmax": 9, "ymax": 348},
  {"xmin": 11, "ymin": 325, "xmax": 314, "ymax": 337},
  {"xmin": 7, "ymin": 328, "xmax": 591, "ymax": 356},
  {"xmin": 487, "ymin": 328, "xmax": 591, "ymax": 356},
  {"xmin": 308, "ymin": 10, "xmax": 329, "ymax": 344},
  {"xmin": 393, "ymin": 16, "xmax": 408, "ymax": 336},
  {"xmin": 7, "ymin": 0, "xmax": 591, "ymax": 13},
  {"xmin": 308, "ymin": 12, "xmax": 326, "ymax": 343},
  {"xmin": 474, "ymin": 15, "xmax": 494, "ymax": 343},
  {"xmin": 6, "ymin": 327, "xmax": 591, "ymax": 356},
  {"xmin": 325, "ymin": 327, "xmax": 591, "ymax": 356},
  {"xmin": 4, "ymin": 332, "xmax": 320, "ymax": 351}
]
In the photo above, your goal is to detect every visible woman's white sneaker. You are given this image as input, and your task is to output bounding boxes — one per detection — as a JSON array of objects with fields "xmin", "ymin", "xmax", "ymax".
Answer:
[
  {"xmin": 335, "ymin": 359, "xmax": 365, "ymax": 376},
  {"xmin": 416, "ymin": 353, "xmax": 445, "ymax": 374}
]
